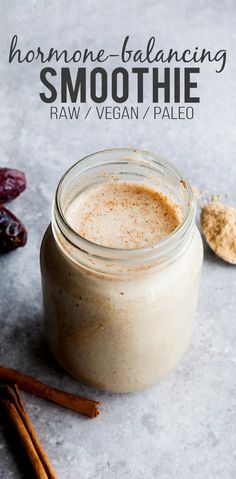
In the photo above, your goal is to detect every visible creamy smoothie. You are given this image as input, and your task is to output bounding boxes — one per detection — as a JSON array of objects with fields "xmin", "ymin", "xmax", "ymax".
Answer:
[
  {"xmin": 65, "ymin": 183, "xmax": 181, "ymax": 249},
  {"xmin": 40, "ymin": 149, "xmax": 203, "ymax": 392}
]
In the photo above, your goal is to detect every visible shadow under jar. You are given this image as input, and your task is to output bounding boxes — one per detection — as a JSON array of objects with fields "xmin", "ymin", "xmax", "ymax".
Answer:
[{"xmin": 40, "ymin": 148, "xmax": 203, "ymax": 393}]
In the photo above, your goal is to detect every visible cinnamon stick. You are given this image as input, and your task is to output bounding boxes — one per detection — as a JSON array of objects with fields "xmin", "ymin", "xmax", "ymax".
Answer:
[
  {"xmin": 0, "ymin": 384, "xmax": 57, "ymax": 479},
  {"xmin": 0, "ymin": 365, "xmax": 101, "ymax": 418}
]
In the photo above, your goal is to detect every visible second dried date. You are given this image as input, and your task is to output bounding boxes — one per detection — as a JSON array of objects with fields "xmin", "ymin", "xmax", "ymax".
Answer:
[{"xmin": 0, "ymin": 206, "xmax": 27, "ymax": 253}]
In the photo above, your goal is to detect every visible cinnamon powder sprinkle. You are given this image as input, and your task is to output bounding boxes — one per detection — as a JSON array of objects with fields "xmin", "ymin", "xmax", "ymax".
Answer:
[{"xmin": 200, "ymin": 202, "xmax": 236, "ymax": 264}]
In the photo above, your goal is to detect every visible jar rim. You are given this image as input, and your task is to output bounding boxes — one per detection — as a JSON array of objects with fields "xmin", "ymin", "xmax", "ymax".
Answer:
[{"xmin": 54, "ymin": 148, "xmax": 196, "ymax": 264}]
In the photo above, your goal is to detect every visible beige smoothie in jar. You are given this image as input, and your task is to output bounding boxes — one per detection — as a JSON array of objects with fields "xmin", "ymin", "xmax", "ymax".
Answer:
[
  {"xmin": 66, "ymin": 183, "xmax": 180, "ymax": 249},
  {"xmin": 40, "ymin": 148, "xmax": 203, "ymax": 392}
]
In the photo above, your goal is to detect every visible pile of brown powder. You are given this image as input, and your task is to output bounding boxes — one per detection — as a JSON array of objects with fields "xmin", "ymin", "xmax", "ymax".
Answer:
[{"xmin": 200, "ymin": 202, "xmax": 236, "ymax": 264}]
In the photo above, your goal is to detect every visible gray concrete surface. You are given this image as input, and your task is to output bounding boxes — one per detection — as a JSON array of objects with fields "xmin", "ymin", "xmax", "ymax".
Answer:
[{"xmin": 0, "ymin": 1, "xmax": 235, "ymax": 478}]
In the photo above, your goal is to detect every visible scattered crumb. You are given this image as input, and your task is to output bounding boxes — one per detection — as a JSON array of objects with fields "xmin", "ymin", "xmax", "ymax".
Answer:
[
  {"xmin": 208, "ymin": 194, "xmax": 224, "ymax": 203},
  {"xmin": 192, "ymin": 185, "xmax": 229, "ymax": 209},
  {"xmin": 200, "ymin": 202, "xmax": 236, "ymax": 264}
]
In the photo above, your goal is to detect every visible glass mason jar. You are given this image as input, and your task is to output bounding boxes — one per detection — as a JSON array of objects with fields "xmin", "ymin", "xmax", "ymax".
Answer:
[{"xmin": 40, "ymin": 148, "xmax": 203, "ymax": 393}]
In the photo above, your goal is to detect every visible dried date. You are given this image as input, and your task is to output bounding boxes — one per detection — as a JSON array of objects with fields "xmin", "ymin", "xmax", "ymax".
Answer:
[
  {"xmin": 0, "ymin": 206, "xmax": 27, "ymax": 253},
  {"xmin": 0, "ymin": 168, "xmax": 26, "ymax": 203}
]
